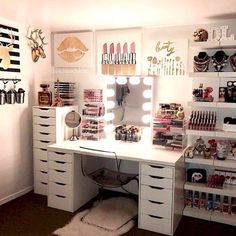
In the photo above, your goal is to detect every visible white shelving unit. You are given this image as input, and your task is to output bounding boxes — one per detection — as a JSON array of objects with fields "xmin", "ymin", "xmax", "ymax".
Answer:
[{"xmin": 184, "ymin": 39, "xmax": 236, "ymax": 226}]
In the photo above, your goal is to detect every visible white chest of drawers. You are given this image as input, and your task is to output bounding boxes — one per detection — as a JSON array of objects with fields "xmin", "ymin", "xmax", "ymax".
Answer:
[
  {"xmin": 33, "ymin": 106, "xmax": 77, "ymax": 195},
  {"xmin": 139, "ymin": 159, "xmax": 185, "ymax": 236}
]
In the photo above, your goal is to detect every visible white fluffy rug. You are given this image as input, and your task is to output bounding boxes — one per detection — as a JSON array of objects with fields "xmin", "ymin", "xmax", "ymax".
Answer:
[{"xmin": 53, "ymin": 197, "xmax": 138, "ymax": 236}]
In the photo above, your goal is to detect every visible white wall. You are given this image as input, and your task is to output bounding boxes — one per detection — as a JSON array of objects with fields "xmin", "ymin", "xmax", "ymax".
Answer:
[{"xmin": 0, "ymin": 17, "xmax": 51, "ymax": 204}]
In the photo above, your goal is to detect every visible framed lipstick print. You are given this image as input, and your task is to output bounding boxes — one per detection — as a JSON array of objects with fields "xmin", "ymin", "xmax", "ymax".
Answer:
[
  {"xmin": 53, "ymin": 31, "xmax": 93, "ymax": 68},
  {"xmin": 96, "ymin": 29, "xmax": 142, "ymax": 75}
]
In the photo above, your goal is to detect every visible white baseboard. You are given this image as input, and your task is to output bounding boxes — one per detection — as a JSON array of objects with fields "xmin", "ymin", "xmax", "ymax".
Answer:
[{"xmin": 0, "ymin": 186, "xmax": 33, "ymax": 206}]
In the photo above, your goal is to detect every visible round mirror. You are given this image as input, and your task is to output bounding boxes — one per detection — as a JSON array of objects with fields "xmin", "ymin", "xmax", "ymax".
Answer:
[{"xmin": 65, "ymin": 110, "xmax": 82, "ymax": 141}]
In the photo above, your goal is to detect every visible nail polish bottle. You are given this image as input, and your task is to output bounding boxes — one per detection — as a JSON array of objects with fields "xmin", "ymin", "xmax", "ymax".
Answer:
[
  {"xmin": 214, "ymin": 195, "xmax": 222, "ymax": 212},
  {"xmin": 199, "ymin": 192, "xmax": 207, "ymax": 210},
  {"xmin": 231, "ymin": 197, "xmax": 236, "ymax": 215},
  {"xmin": 185, "ymin": 190, "xmax": 193, "ymax": 207},
  {"xmin": 222, "ymin": 196, "xmax": 230, "ymax": 214},
  {"xmin": 207, "ymin": 193, "xmax": 213, "ymax": 211},
  {"xmin": 193, "ymin": 191, "xmax": 200, "ymax": 208}
]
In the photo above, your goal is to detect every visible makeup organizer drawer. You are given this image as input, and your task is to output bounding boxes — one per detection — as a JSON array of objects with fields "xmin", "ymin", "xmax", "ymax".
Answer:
[
  {"xmin": 49, "ymin": 160, "xmax": 72, "ymax": 172},
  {"xmin": 33, "ymin": 107, "xmax": 56, "ymax": 117},
  {"xmin": 140, "ymin": 214, "xmax": 172, "ymax": 236},
  {"xmin": 48, "ymin": 193, "xmax": 74, "ymax": 212},
  {"xmin": 141, "ymin": 174, "xmax": 173, "ymax": 189},
  {"xmin": 141, "ymin": 164, "xmax": 173, "ymax": 178},
  {"xmin": 32, "ymin": 106, "xmax": 77, "ymax": 196},
  {"xmin": 48, "ymin": 182, "xmax": 73, "ymax": 198},
  {"xmin": 34, "ymin": 170, "xmax": 48, "ymax": 183},
  {"xmin": 48, "ymin": 151, "xmax": 73, "ymax": 163},
  {"xmin": 34, "ymin": 181, "xmax": 48, "ymax": 195},
  {"xmin": 49, "ymin": 169, "xmax": 72, "ymax": 185}
]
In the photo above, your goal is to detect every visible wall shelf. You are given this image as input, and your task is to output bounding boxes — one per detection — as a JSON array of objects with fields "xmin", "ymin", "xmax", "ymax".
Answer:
[
  {"xmin": 189, "ymin": 39, "xmax": 236, "ymax": 49},
  {"xmin": 186, "ymin": 129, "xmax": 236, "ymax": 139},
  {"xmin": 183, "ymin": 207, "xmax": 236, "ymax": 226},
  {"xmin": 184, "ymin": 182, "xmax": 236, "ymax": 197},
  {"xmin": 187, "ymin": 101, "xmax": 236, "ymax": 108},
  {"xmin": 189, "ymin": 72, "xmax": 236, "ymax": 78}
]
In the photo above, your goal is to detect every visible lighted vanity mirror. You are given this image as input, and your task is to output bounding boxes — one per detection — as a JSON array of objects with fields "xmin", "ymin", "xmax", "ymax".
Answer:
[{"xmin": 105, "ymin": 76, "xmax": 153, "ymax": 127}]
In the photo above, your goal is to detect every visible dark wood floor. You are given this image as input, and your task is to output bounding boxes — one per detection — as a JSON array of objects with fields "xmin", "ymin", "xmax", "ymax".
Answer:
[{"xmin": 0, "ymin": 191, "xmax": 235, "ymax": 236}]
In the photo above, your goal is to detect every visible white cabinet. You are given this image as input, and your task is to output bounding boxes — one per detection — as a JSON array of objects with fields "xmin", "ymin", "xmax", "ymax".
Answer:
[
  {"xmin": 47, "ymin": 150, "xmax": 98, "ymax": 212},
  {"xmin": 33, "ymin": 106, "xmax": 77, "ymax": 195},
  {"xmin": 139, "ymin": 159, "xmax": 185, "ymax": 236}
]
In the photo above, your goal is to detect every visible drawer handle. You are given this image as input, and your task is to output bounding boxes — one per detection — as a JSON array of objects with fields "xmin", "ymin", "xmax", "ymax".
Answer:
[
  {"xmin": 40, "ymin": 140, "xmax": 50, "ymax": 143},
  {"xmin": 40, "ymin": 132, "xmax": 50, "ymax": 135},
  {"xmin": 39, "ymin": 116, "xmax": 50, "ymax": 119},
  {"xmin": 40, "ymin": 182, "xmax": 47, "ymax": 185},
  {"xmin": 55, "ymin": 161, "xmax": 66, "ymax": 164},
  {"xmin": 40, "ymin": 171, "xmax": 47, "ymax": 174},
  {"xmin": 55, "ymin": 152, "xmax": 66, "ymax": 155},
  {"xmin": 55, "ymin": 182, "xmax": 66, "ymax": 186},
  {"xmin": 148, "ymin": 215, "xmax": 163, "ymax": 219},
  {"xmin": 39, "ymin": 108, "xmax": 49, "ymax": 111},
  {"xmin": 40, "ymin": 160, "xmax": 47, "ymax": 163},
  {"xmin": 149, "ymin": 175, "xmax": 164, "ymax": 179},
  {"xmin": 149, "ymin": 165, "xmax": 164, "ymax": 169},
  {"xmin": 40, "ymin": 148, "xmax": 47, "ymax": 151},
  {"xmin": 148, "ymin": 200, "xmax": 164, "ymax": 205},
  {"xmin": 55, "ymin": 169, "xmax": 66, "ymax": 173},
  {"xmin": 56, "ymin": 194, "xmax": 66, "ymax": 198},
  {"xmin": 149, "ymin": 186, "xmax": 164, "ymax": 190},
  {"xmin": 39, "ymin": 124, "xmax": 49, "ymax": 127}
]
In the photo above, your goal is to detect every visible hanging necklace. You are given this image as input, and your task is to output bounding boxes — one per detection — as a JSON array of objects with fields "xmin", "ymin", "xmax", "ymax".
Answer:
[
  {"xmin": 229, "ymin": 52, "xmax": 236, "ymax": 72},
  {"xmin": 212, "ymin": 50, "xmax": 228, "ymax": 72},
  {"xmin": 193, "ymin": 52, "xmax": 210, "ymax": 72}
]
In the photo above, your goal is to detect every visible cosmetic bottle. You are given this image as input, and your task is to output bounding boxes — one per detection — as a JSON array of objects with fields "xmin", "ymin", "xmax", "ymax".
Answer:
[
  {"xmin": 38, "ymin": 84, "xmax": 52, "ymax": 106},
  {"xmin": 185, "ymin": 190, "xmax": 193, "ymax": 207},
  {"xmin": 222, "ymin": 196, "xmax": 230, "ymax": 214},
  {"xmin": 199, "ymin": 192, "xmax": 207, "ymax": 210},
  {"xmin": 193, "ymin": 191, "xmax": 200, "ymax": 208},
  {"xmin": 231, "ymin": 197, "xmax": 236, "ymax": 215},
  {"xmin": 207, "ymin": 193, "xmax": 213, "ymax": 211},
  {"xmin": 213, "ymin": 195, "xmax": 222, "ymax": 212}
]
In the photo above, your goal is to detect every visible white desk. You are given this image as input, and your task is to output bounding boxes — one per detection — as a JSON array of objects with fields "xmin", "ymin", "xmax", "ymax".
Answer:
[{"xmin": 47, "ymin": 139, "xmax": 185, "ymax": 235}]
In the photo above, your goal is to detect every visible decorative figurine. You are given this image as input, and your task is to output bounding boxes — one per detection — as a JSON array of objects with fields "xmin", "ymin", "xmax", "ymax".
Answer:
[
  {"xmin": 203, "ymin": 147, "xmax": 211, "ymax": 159},
  {"xmin": 184, "ymin": 146, "xmax": 195, "ymax": 159},
  {"xmin": 219, "ymin": 87, "xmax": 227, "ymax": 102},
  {"xmin": 203, "ymin": 87, "xmax": 214, "ymax": 102},
  {"xmin": 216, "ymin": 141, "xmax": 228, "ymax": 160},
  {"xmin": 193, "ymin": 28, "xmax": 208, "ymax": 42},
  {"xmin": 229, "ymin": 52, "xmax": 236, "ymax": 72},
  {"xmin": 193, "ymin": 52, "xmax": 210, "ymax": 72},
  {"xmin": 194, "ymin": 137, "xmax": 205, "ymax": 156},
  {"xmin": 212, "ymin": 50, "xmax": 229, "ymax": 72},
  {"xmin": 52, "ymin": 79, "xmax": 64, "ymax": 107},
  {"xmin": 176, "ymin": 106, "xmax": 185, "ymax": 120}
]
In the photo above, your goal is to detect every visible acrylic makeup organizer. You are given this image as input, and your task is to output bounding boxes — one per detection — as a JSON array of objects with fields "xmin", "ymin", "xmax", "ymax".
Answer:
[
  {"xmin": 0, "ymin": 78, "xmax": 25, "ymax": 105},
  {"xmin": 81, "ymin": 89, "xmax": 105, "ymax": 140}
]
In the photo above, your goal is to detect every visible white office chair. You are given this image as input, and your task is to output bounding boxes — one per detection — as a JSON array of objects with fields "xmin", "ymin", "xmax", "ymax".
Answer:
[{"xmin": 79, "ymin": 146, "xmax": 138, "ymax": 198}]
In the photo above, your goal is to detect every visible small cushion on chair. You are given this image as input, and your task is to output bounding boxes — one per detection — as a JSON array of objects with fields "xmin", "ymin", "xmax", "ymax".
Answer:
[{"xmin": 87, "ymin": 168, "xmax": 138, "ymax": 188}]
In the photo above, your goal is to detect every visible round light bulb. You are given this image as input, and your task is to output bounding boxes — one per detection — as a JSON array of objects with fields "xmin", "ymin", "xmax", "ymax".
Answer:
[
  {"xmin": 142, "ymin": 102, "xmax": 152, "ymax": 111},
  {"xmin": 106, "ymin": 101, "xmax": 115, "ymax": 109},
  {"xmin": 106, "ymin": 89, "xmax": 115, "ymax": 97},
  {"xmin": 143, "ymin": 77, "xmax": 153, "ymax": 86},
  {"xmin": 104, "ymin": 124, "xmax": 115, "ymax": 133},
  {"xmin": 105, "ymin": 76, "xmax": 115, "ymax": 85},
  {"xmin": 116, "ymin": 76, "xmax": 127, "ymax": 85},
  {"xmin": 142, "ymin": 114, "xmax": 151, "ymax": 124},
  {"xmin": 143, "ymin": 89, "xmax": 152, "ymax": 98},
  {"xmin": 130, "ymin": 76, "xmax": 140, "ymax": 85},
  {"xmin": 104, "ymin": 112, "xmax": 115, "ymax": 121}
]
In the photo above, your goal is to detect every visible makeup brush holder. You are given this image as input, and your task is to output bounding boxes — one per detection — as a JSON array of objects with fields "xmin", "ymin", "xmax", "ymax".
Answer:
[
  {"xmin": 6, "ymin": 89, "xmax": 16, "ymax": 104},
  {"xmin": 16, "ymin": 88, "xmax": 25, "ymax": 104},
  {"xmin": 0, "ymin": 90, "xmax": 6, "ymax": 105}
]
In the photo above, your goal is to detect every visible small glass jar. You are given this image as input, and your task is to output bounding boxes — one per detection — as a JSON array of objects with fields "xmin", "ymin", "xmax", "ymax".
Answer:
[{"xmin": 38, "ymin": 84, "xmax": 52, "ymax": 106}]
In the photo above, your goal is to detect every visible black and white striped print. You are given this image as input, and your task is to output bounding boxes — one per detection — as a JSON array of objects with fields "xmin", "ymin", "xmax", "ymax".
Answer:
[{"xmin": 0, "ymin": 24, "xmax": 21, "ymax": 74}]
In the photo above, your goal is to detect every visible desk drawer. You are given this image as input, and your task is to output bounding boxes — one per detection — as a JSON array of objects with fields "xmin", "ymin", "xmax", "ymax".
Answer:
[
  {"xmin": 33, "ymin": 124, "xmax": 56, "ymax": 134},
  {"xmin": 33, "ymin": 131, "xmax": 56, "ymax": 142},
  {"xmin": 34, "ymin": 181, "xmax": 48, "ymax": 195},
  {"xmin": 33, "ymin": 107, "xmax": 56, "ymax": 117},
  {"xmin": 48, "ymin": 194, "xmax": 73, "ymax": 212},
  {"xmin": 49, "ymin": 169, "xmax": 72, "ymax": 185},
  {"xmin": 33, "ymin": 140, "xmax": 54, "ymax": 149},
  {"xmin": 141, "ymin": 175, "xmax": 172, "ymax": 189},
  {"xmin": 48, "ymin": 151, "xmax": 72, "ymax": 163},
  {"xmin": 34, "ymin": 148, "xmax": 47, "ymax": 161},
  {"xmin": 141, "ymin": 164, "xmax": 173, "ymax": 178},
  {"xmin": 49, "ymin": 160, "xmax": 72, "ymax": 172},
  {"xmin": 141, "ymin": 185, "xmax": 172, "ymax": 204},
  {"xmin": 34, "ymin": 170, "xmax": 48, "ymax": 183},
  {"xmin": 140, "ymin": 214, "xmax": 172, "ymax": 235},
  {"xmin": 48, "ymin": 182, "xmax": 73, "ymax": 198},
  {"xmin": 140, "ymin": 199, "xmax": 172, "ymax": 219},
  {"xmin": 34, "ymin": 159, "xmax": 48, "ymax": 172},
  {"xmin": 33, "ymin": 116, "xmax": 56, "ymax": 126}
]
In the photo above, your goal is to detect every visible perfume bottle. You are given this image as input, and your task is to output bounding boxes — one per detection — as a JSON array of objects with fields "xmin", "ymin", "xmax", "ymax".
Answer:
[
  {"xmin": 207, "ymin": 193, "xmax": 213, "ymax": 211},
  {"xmin": 231, "ymin": 197, "xmax": 236, "ymax": 215},
  {"xmin": 213, "ymin": 195, "xmax": 222, "ymax": 212},
  {"xmin": 222, "ymin": 196, "xmax": 230, "ymax": 214},
  {"xmin": 185, "ymin": 190, "xmax": 193, "ymax": 207},
  {"xmin": 38, "ymin": 84, "xmax": 52, "ymax": 106},
  {"xmin": 193, "ymin": 191, "xmax": 200, "ymax": 208},
  {"xmin": 199, "ymin": 192, "xmax": 207, "ymax": 210}
]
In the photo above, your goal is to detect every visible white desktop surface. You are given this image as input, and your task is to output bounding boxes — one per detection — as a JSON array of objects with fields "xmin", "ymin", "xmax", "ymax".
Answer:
[{"xmin": 48, "ymin": 138, "xmax": 183, "ymax": 166}]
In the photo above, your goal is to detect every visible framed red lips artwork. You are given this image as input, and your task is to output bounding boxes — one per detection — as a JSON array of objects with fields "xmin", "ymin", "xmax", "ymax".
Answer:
[{"xmin": 53, "ymin": 31, "xmax": 93, "ymax": 68}]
